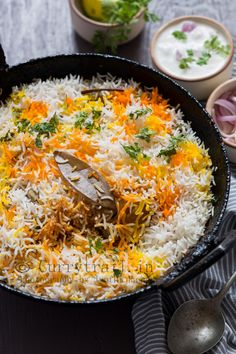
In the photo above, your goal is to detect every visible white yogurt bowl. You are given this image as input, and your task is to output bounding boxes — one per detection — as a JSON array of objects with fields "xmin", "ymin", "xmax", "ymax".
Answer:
[{"xmin": 151, "ymin": 16, "xmax": 234, "ymax": 100}]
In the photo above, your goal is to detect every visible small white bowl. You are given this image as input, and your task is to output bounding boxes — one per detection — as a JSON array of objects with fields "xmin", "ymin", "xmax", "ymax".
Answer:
[
  {"xmin": 151, "ymin": 16, "xmax": 234, "ymax": 100},
  {"xmin": 68, "ymin": 0, "xmax": 145, "ymax": 45},
  {"xmin": 206, "ymin": 78, "xmax": 236, "ymax": 163}
]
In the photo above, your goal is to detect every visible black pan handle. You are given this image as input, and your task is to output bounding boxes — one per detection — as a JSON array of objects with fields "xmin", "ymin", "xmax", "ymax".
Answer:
[
  {"xmin": 0, "ymin": 44, "xmax": 8, "ymax": 71},
  {"xmin": 162, "ymin": 229, "xmax": 236, "ymax": 291}
]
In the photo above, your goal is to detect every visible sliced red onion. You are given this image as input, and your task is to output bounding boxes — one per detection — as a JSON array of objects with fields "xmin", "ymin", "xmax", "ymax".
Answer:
[
  {"xmin": 220, "ymin": 130, "xmax": 235, "ymax": 138},
  {"xmin": 181, "ymin": 22, "xmax": 197, "ymax": 32},
  {"xmin": 215, "ymin": 115, "xmax": 236, "ymax": 123},
  {"xmin": 214, "ymin": 110, "xmax": 234, "ymax": 134},
  {"xmin": 213, "ymin": 90, "xmax": 236, "ymax": 143},
  {"xmin": 221, "ymin": 91, "xmax": 232, "ymax": 100},
  {"xmin": 214, "ymin": 99, "xmax": 236, "ymax": 115},
  {"xmin": 218, "ymin": 105, "xmax": 231, "ymax": 117},
  {"xmin": 223, "ymin": 136, "xmax": 236, "ymax": 145}
]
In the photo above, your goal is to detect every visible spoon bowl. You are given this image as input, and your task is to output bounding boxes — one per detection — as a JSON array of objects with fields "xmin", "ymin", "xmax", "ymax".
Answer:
[
  {"xmin": 168, "ymin": 299, "xmax": 225, "ymax": 354},
  {"xmin": 167, "ymin": 270, "xmax": 236, "ymax": 354}
]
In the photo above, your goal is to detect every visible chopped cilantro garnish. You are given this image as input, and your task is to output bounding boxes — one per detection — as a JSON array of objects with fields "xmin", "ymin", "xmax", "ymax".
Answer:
[
  {"xmin": 74, "ymin": 112, "xmax": 89, "ymax": 128},
  {"xmin": 158, "ymin": 135, "xmax": 185, "ymax": 159},
  {"xmin": 88, "ymin": 238, "xmax": 103, "ymax": 254},
  {"xmin": 179, "ymin": 56, "xmax": 195, "ymax": 69},
  {"xmin": 92, "ymin": 108, "xmax": 102, "ymax": 120},
  {"xmin": 204, "ymin": 35, "xmax": 221, "ymax": 51},
  {"xmin": 14, "ymin": 114, "xmax": 59, "ymax": 148},
  {"xmin": 144, "ymin": 11, "xmax": 159, "ymax": 22},
  {"xmin": 84, "ymin": 117, "xmax": 94, "ymax": 132},
  {"xmin": 94, "ymin": 238, "xmax": 103, "ymax": 252},
  {"xmin": 92, "ymin": 27, "xmax": 130, "ymax": 54},
  {"xmin": 88, "ymin": 238, "xmax": 93, "ymax": 256},
  {"xmin": 32, "ymin": 113, "xmax": 59, "ymax": 136},
  {"xmin": 74, "ymin": 109, "xmax": 101, "ymax": 133},
  {"xmin": 122, "ymin": 142, "xmax": 142, "ymax": 160},
  {"xmin": 196, "ymin": 52, "xmax": 211, "ymax": 66},
  {"xmin": 129, "ymin": 108, "xmax": 152, "ymax": 120},
  {"xmin": 187, "ymin": 49, "xmax": 194, "ymax": 56},
  {"xmin": 135, "ymin": 127, "xmax": 155, "ymax": 143},
  {"xmin": 178, "ymin": 49, "xmax": 196, "ymax": 70},
  {"xmin": 204, "ymin": 35, "xmax": 230, "ymax": 57},
  {"xmin": 0, "ymin": 130, "xmax": 14, "ymax": 142},
  {"xmin": 113, "ymin": 269, "xmax": 122, "ymax": 277},
  {"xmin": 35, "ymin": 135, "xmax": 43, "ymax": 148},
  {"xmin": 16, "ymin": 119, "xmax": 31, "ymax": 132},
  {"xmin": 172, "ymin": 31, "xmax": 187, "ymax": 41},
  {"xmin": 31, "ymin": 113, "xmax": 59, "ymax": 148},
  {"xmin": 217, "ymin": 44, "xmax": 230, "ymax": 56}
]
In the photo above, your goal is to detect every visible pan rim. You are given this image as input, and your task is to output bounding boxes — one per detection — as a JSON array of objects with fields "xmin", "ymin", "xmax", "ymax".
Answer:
[{"xmin": 0, "ymin": 53, "xmax": 230, "ymax": 304}]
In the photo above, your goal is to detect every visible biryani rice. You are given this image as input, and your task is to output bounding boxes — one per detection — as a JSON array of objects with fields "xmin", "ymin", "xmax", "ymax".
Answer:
[{"xmin": 0, "ymin": 74, "xmax": 213, "ymax": 300}]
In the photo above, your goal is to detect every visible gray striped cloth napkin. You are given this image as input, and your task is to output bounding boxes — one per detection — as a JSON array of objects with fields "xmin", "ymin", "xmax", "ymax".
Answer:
[{"xmin": 132, "ymin": 164, "xmax": 236, "ymax": 354}]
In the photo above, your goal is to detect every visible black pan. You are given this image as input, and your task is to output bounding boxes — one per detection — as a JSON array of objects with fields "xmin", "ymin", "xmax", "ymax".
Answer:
[{"xmin": 0, "ymin": 45, "xmax": 234, "ymax": 305}]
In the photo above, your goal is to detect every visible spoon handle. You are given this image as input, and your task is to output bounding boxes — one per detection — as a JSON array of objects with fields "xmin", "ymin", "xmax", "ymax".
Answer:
[{"xmin": 213, "ymin": 271, "xmax": 236, "ymax": 305}]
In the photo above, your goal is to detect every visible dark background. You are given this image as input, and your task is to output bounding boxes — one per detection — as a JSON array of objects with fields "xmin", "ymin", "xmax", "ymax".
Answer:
[{"xmin": 0, "ymin": 0, "xmax": 235, "ymax": 353}]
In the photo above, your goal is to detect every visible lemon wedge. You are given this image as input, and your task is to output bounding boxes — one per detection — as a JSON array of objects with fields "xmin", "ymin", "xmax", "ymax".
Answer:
[{"xmin": 81, "ymin": 0, "xmax": 118, "ymax": 22}]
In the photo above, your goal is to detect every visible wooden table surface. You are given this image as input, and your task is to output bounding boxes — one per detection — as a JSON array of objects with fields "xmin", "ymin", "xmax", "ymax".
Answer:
[{"xmin": 0, "ymin": 1, "xmax": 235, "ymax": 353}]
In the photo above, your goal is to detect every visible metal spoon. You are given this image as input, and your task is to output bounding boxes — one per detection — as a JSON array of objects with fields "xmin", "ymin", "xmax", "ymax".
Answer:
[
  {"xmin": 167, "ymin": 271, "xmax": 236, "ymax": 354},
  {"xmin": 54, "ymin": 150, "xmax": 117, "ymax": 218}
]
